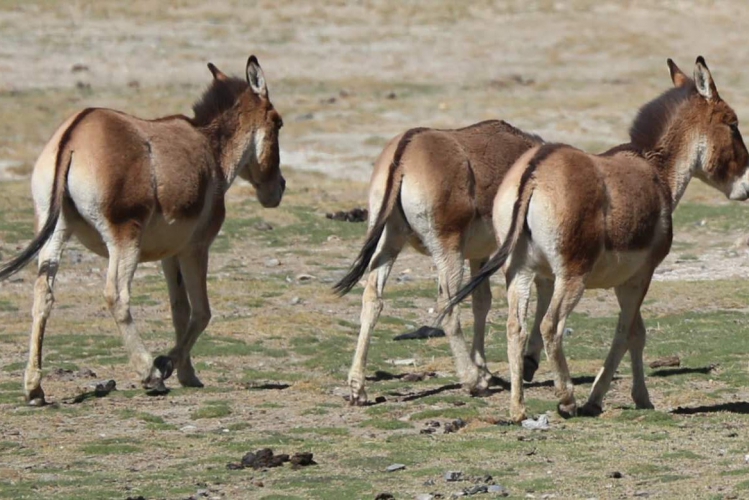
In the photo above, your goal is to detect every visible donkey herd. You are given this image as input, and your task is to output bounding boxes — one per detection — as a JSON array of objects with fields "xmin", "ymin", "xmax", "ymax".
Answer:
[{"xmin": 1, "ymin": 54, "xmax": 747, "ymax": 423}]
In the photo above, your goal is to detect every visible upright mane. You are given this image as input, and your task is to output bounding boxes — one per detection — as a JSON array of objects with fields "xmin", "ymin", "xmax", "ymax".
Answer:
[
  {"xmin": 191, "ymin": 76, "xmax": 252, "ymax": 127},
  {"xmin": 629, "ymin": 81, "xmax": 696, "ymax": 151}
]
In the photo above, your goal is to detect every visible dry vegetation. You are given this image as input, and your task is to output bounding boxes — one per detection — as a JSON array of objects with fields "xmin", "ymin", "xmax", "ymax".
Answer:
[{"xmin": 2, "ymin": 1, "xmax": 749, "ymax": 499}]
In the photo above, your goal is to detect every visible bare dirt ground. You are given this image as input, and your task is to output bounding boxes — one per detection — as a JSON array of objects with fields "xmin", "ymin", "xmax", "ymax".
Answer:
[{"xmin": 3, "ymin": 1, "xmax": 749, "ymax": 499}]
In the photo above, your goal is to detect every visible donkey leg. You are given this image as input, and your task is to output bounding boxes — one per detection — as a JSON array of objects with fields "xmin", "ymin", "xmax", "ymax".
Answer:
[
  {"xmin": 505, "ymin": 268, "xmax": 534, "ymax": 422},
  {"xmin": 469, "ymin": 258, "xmax": 495, "ymax": 393},
  {"xmin": 24, "ymin": 223, "xmax": 70, "ymax": 405},
  {"xmin": 435, "ymin": 246, "xmax": 479, "ymax": 394},
  {"xmin": 348, "ymin": 228, "xmax": 402, "ymax": 405},
  {"xmin": 103, "ymin": 237, "xmax": 163, "ymax": 391},
  {"xmin": 523, "ymin": 277, "xmax": 553, "ymax": 383},
  {"xmin": 583, "ymin": 274, "xmax": 652, "ymax": 415},
  {"xmin": 161, "ymin": 256, "xmax": 199, "ymax": 387},
  {"xmin": 541, "ymin": 277, "xmax": 585, "ymax": 418},
  {"xmin": 168, "ymin": 248, "xmax": 211, "ymax": 388}
]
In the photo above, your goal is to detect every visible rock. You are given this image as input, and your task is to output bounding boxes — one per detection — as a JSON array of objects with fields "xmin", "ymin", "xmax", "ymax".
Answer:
[
  {"xmin": 71, "ymin": 63, "xmax": 89, "ymax": 72},
  {"xmin": 445, "ymin": 471, "xmax": 463, "ymax": 482},
  {"xmin": 290, "ymin": 297, "xmax": 302, "ymax": 305},
  {"xmin": 386, "ymin": 91, "xmax": 397, "ymax": 99},
  {"xmin": 563, "ymin": 328, "xmax": 573, "ymax": 337},
  {"xmin": 607, "ymin": 471, "xmax": 622, "ymax": 478},
  {"xmin": 391, "ymin": 358, "xmax": 416, "ymax": 366},
  {"xmin": 295, "ymin": 273, "xmax": 316, "ymax": 282},
  {"xmin": 465, "ymin": 485, "xmax": 488, "ymax": 495},
  {"xmin": 648, "ymin": 355, "xmax": 680, "ymax": 369},
  {"xmin": 488, "ymin": 485, "xmax": 509, "ymax": 496},
  {"xmin": 253, "ymin": 221, "xmax": 274, "ymax": 231},
  {"xmin": 289, "ymin": 452, "xmax": 316, "ymax": 468},
  {"xmin": 416, "ymin": 495, "xmax": 435, "ymax": 500},
  {"xmin": 444, "ymin": 419, "xmax": 467, "ymax": 434},
  {"xmin": 386, "ymin": 463, "xmax": 406, "ymax": 472},
  {"xmin": 180, "ymin": 425, "xmax": 197, "ymax": 432},
  {"xmin": 264, "ymin": 258, "xmax": 281, "ymax": 267},
  {"xmin": 521, "ymin": 415, "xmax": 550, "ymax": 431}
]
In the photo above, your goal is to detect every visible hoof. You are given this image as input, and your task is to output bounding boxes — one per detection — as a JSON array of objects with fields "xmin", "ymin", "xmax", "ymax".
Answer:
[
  {"xmin": 510, "ymin": 409, "xmax": 528, "ymax": 424},
  {"xmin": 143, "ymin": 377, "xmax": 169, "ymax": 395},
  {"xmin": 635, "ymin": 401, "xmax": 655, "ymax": 410},
  {"xmin": 578, "ymin": 402, "xmax": 602, "ymax": 417},
  {"xmin": 26, "ymin": 386, "xmax": 47, "ymax": 407},
  {"xmin": 348, "ymin": 387, "xmax": 368, "ymax": 406},
  {"xmin": 557, "ymin": 401, "xmax": 578, "ymax": 419},
  {"xmin": 178, "ymin": 374, "xmax": 205, "ymax": 388},
  {"xmin": 153, "ymin": 355, "xmax": 174, "ymax": 380},
  {"xmin": 522, "ymin": 356, "xmax": 539, "ymax": 383}
]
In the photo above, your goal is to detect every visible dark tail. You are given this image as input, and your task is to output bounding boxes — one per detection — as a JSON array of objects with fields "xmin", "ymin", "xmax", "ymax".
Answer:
[
  {"xmin": 333, "ymin": 128, "xmax": 426, "ymax": 296},
  {"xmin": 436, "ymin": 144, "xmax": 560, "ymax": 324},
  {"xmin": 0, "ymin": 109, "xmax": 93, "ymax": 281}
]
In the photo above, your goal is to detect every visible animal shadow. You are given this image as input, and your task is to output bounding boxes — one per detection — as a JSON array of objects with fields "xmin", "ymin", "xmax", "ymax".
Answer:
[
  {"xmin": 650, "ymin": 365, "xmax": 716, "ymax": 378},
  {"xmin": 524, "ymin": 375, "xmax": 599, "ymax": 388},
  {"xmin": 671, "ymin": 401, "xmax": 749, "ymax": 415}
]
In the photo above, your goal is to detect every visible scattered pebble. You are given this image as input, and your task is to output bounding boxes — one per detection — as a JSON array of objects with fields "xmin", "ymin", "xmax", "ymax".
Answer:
[
  {"xmin": 445, "ymin": 471, "xmax": 463, "ymax": 482},
  {"xmin": 391, "ymin": 358, "xmax": 416, "ymax": 366},
  {"xmin": 416, "ymin": 494, "xmax": 435, "ymax": 500},
  {"xmin": 180, "ymin": 425, "xmax": 197, "ymax": 432},
  {"xmin": 295, "ymin": 273, "xmax": 316, "ymax": 282},
  {"xmin": 607, "ymin": 471, "xmax": 622, "ymax": 479},
  {"xmin": 290, "ymin": 296, "xmax": 302, "ymax": 305},
  {"xmin": 264, "ymin": 258, "xmax": 281, "ymax": 267},
  {"xmin": 444, "ymin": 418, "xmax": 467, "ymax": 434},
  {"xmin": 648, "ymin": 355, "xmax": 680, "ymax": 369},
  {"xmin": 386, "ymin": 91, "xmax": 397, "ymax": 99},
  {"xmin": 386, "ymin": 463, "xmax": 406, "ymax": 473},
  {"xmin": 488, "ymin": 485, "xmax": 509, "ymax": 496},
  {"xmin": 71, "ymin": 63, "xmax": 89, "ymax": 72},
  {"xmin": 253, "ymin": 221, "xmax": 274, "ymax": 231},
  {"xmin": 521, "ymin": 415, "xmax": 550, "ymax": 431},
  {"xmin": 326, "ymin": 207, "xmax": 368, "ymax": 222}
]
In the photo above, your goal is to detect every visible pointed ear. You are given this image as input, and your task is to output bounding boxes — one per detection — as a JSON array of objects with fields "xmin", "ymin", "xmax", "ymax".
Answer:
[
  {"xmin": 667, "ymin": 58, "xmax": 689, "ymax": 88},
  {"xmin": 693, "ymin": 56, "xmax": 719, "ymax": 101},
  {"xmin": 207, "ymin": 63, "xmax": 229, "ymax": 82},
  {"xmin": 246, "ymin": 55, "xmax": 268, "ymax": 98}
]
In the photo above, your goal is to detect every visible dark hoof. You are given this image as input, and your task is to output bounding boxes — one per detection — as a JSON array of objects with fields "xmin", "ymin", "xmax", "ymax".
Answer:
[
  {"xmin": 27, "ymin": 396, "xmax": 47, "ymax": 407},
  {"xmin": 153, "ymin": 355, "xmax": 174, "ymax": 380},
  {"xmin": 522, "ymin": 356, "xmax": 539, "ymax": 383},
  {"xmin": 578, "ymin": 402, "xmax": 603, "ymax": 417},
  {"xmin": 144, "ymin": 378, "xmax": 170, "ymax": 396},
  {"xmin": 557, "ymin": 402, "xmax": 578, "ymax": 419}
]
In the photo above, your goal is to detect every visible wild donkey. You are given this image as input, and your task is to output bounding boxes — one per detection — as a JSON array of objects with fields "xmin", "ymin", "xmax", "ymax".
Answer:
[
  {"xmin": 334, "ymin": 121, "xmax": 543, "ymax": 404},
  {"xmin": 0, "ymin": 56, "xmax": 285, "ymax": 405},
  {"xmin": 443, "ymin": 57, "xmax": 749, "ymax": 422}
]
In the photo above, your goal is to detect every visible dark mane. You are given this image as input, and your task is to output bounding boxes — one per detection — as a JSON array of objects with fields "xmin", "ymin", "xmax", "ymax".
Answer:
[
  {"xmin": 191, "ymin": 76, "xmax": 252, "ymax": 127},
  {"xmin": 629, "ymin": 81, "xmax": 696, "ymax": 151}
]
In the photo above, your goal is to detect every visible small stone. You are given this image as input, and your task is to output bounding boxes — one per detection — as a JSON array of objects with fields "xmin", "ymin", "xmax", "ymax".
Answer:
[
  {"xmin": 563, "ymin": 328, "xmax": 573, "ymax": 337},
  {"xmin": 290, "ymin": 297, "xmax": 302, "ymax": 305},
  {"xmin": 253, "ymin": 221, "xmax": 274, "ymax": 231},
  {"xmin": 423, "ymin": 479, "xmax": 436, "ymax": 486},
  {"xmin": 295, "ymin": 273, "xmax": 316, "ymax": 282},
  {"xmin": 180, "ymin": 425, "xmax": 197, "ymax": 432},
  {"xmin": 744, "ymin": 453, "xmax": 749, "ymax": 463},
  {"xmin": 521, "ymin": 415, "xmax": 550, "ymax": 431},
  {"xmin": 488, "ymin": 485, "xmax": 509, "ymax": 496},
  {"xmin": 386, "ymin": 91, "xmax": 397, "ymax": 99},
  {"xmin": 444, "ymin": 418, "xmax": 467, "ymax": 434},
  {"xmin": 416, "ymin": 494, "xmax": 434, "ymax": 500},
  {"xmin": 264, "ymin": 258, "xmax": 281, "ymax": 267},
  {"xmin": 445, "ymin": 471, "xmax": 463, "ymax": 482},
  {"xmin": 375, "ymin": 494, "xmax": 395, "ymax": 500},
  {"xmin": 465, "ymin": 485, "xmax": 488, "ymax": 495},
  {"xmin": 607, "ymin": 471, "xmax": 622, "ymax": 479},
  {"xmin": 386, "ymin": 463, "xmax": 406, "ymax": 472},
  {"xmin": 648, "ymin": 355, "xmax": 680, "ymax": 369}
]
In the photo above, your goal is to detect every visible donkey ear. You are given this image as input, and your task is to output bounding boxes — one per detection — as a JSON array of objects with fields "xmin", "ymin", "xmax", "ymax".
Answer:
[
  {"xmin": 693, "ymin": 56, "xmax": 719, "ymax": 101},
  {"xmin": 207, "ymin": 63, "xmax": 229, "ymax": 82},
  {"xmin": 667, "ymin": 58, "xmax": 689, "ymax": 88},
  {"xmin": 246, "ymin": 55, "xmax": 268, "ymax": 98}
]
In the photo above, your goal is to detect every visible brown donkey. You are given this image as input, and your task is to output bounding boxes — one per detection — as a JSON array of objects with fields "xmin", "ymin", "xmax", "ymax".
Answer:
[
  {"xmin": 334, "ymin": 120, "xmax": 543, "ymax": 404},
  {"xmin": 0, "ymin": 56, "xmax": 285, "ymax": 405},
  {"xmin": 443, "ymin": 57, "xmax": 749, "ymax": 422}
]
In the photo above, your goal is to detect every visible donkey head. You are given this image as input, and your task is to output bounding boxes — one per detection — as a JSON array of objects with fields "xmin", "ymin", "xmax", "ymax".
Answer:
[
  {"xmin": 208, "ymin": 56, "xmax": 285, "ymax": 207},
  {"xmin": 669, "ymin": 57, "xmax": 749, "ymax": 200}
]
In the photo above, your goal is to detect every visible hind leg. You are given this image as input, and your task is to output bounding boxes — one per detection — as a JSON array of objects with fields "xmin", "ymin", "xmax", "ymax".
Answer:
[
  {"xmin": 24, "ymin": 222, "xmax": 71, "ymax": 405},
  {"xmin": 435, "ymin": 243, "xmax": 480, "ymax": 394},
  {"xmin": 540, "ymin": 277, "xmax": 586, "ymax": 418},
  {"xmin": 505, "ymin": 267, "xmax": 534, "ymax": 422},
  {"xmin": 348, "ymin": 225, "xmax": 405, "ymax": 405},
  {"xmin": 523, "ymin": 277, "xmax": 552, "ymax": 382},
  {"xmin": 469, "ymin": 258, "xmax": 495, "ymax": 394},
  {"xmin": 103, "ymin": 228, "xmax": 167, "ymax": 391}
]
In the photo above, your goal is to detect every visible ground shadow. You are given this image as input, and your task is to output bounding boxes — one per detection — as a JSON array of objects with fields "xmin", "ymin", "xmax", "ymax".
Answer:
[
  {"xmin": 246, "ymin": 383, "xmax": 291, "ymax": 390},
  {"xmin": 671, "ymin": 401, "xmax": 749, "ymax": 415},
  {"xmin": 64, "ymin": 380, "xmax": 118, "ymax": 404},
  {"xmin": 650, "ymin": 365, "xmax": 716, "ymax": 377},
  {"xmin": 524, "ymin": 375, "xmax": 600, "ymax": 388},
  {"xmin": 388, "ymin": 383, "xmax": 463, "ymax": 402}
]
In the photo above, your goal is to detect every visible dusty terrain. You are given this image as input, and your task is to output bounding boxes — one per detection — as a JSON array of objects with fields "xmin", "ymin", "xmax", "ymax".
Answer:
[{"xmin": 2, "ymin": 1, "xmax": 749, "ymax": 499}]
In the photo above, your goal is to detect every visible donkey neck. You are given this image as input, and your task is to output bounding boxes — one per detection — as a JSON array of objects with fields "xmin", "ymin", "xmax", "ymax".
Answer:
[
  {"xmin": 197, "ymin": 115, "xmax": 248, "ymax": 191},
  {"xmin": 647, "ymin": 127, "xmax": 706, "ymax": 209}
]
